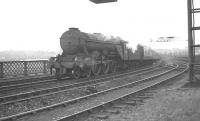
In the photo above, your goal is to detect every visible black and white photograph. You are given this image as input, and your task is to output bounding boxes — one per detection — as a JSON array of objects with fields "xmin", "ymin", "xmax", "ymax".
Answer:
[{"xmin": 0, "ymin": 0, "xmax": 200, "ymax": 121}]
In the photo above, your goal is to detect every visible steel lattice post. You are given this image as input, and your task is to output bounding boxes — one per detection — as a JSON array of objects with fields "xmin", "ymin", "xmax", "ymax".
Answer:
[
  {"xmin": 24, "ymin": 61, "xmax": 28, "ymax": 76},
  {"xmin": 187, "ymin": 0, "xmax": 194, "ymax": 82},
  {"xmin": 43, "ymin": 61, "xmax": 47, "ymax": 74},
  {"xmin": 0, "ymin": 62, "xmax": 3, "ymax": 78}
]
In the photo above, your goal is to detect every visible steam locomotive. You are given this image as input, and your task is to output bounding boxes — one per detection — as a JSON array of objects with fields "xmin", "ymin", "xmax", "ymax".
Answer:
[{"xmin": 49, "ymin": 28, "xmax": 157, "ymax": 79}]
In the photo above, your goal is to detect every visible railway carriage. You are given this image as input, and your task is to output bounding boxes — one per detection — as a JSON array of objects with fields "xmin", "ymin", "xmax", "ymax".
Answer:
[{"xmin": 49, "ymin": 28, "xmax": 157, "ymax": 79}]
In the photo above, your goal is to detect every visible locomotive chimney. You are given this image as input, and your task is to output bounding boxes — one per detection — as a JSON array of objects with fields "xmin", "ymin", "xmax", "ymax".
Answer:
[{"xmin": 69, "ymin": 27, "xmax": 80, "ymax": 31}]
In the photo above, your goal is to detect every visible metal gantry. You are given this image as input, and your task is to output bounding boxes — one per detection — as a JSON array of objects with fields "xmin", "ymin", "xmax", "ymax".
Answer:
[
  {"xmin": 90, "ymin": 0, "xmax": 117, "ymax": 4},
  {"xmin": 187, "ymin": 0, "xmax": 200, "ymax": 81}
]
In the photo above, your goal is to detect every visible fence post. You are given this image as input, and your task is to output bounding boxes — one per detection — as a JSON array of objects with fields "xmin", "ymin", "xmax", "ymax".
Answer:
[
  {"xmin": 0, "ymin": 62, "xmax": 3, "ymax": 78},
  {"xmin": 43, "ymin": 61, "xmax": 47, "ymax": 74},
  {"xmin": 24, "ymin": 61, "xmax": 28, "ymax": 76}
]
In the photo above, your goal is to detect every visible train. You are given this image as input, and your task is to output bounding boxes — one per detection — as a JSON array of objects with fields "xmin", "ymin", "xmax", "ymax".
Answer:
[{"xmin": 49, "ymin": 28, "xmax": 158, "ymax": 79}]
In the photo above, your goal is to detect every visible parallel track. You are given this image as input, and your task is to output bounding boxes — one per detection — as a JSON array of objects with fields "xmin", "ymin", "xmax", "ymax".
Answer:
[
  {"xmin": 0, "ymin": 64, "xmax": 162, "ymax": 104},
  {"xmin": 0, "ymin": 63, "xmax": 179, "ymax": 121},
  {"xmin": 0, "ymin": 65, "xmax": 159, "ymax": 94},
  {"xmin": 55, "ymin": 63, "xmax": 187, "ymax": 121},
  {"xmin": 0, "ymin": 75, "xmax": 54, "ymax": 87},
  {"xmin": 0, "ymin": 65, "xmax": 164, "ymax": 106},
  {"xmin": 0, "ymin": 61, "xmax": 161, "ymax": 92}
]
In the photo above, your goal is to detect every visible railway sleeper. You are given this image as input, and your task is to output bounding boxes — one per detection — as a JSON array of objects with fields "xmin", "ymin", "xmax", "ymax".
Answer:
[
  {"xmin": 91, "ymin": 113, "xmax": 109, "ymax": 120},
  {"xmin": 121, "ymin": 101, "xmax": 139, "ymax": 106},
  {"xmin": 134, "ymin": 95, "xmax": 152, "ymax": 99},
  {"xmin": 105, "ymin": 108, "xmax": 120, "ymax": 114},
  {"xmin": 127, "ymin": 98, "xmax": 145, "ymax": 102},
  {"xmin": 112, "ymin": 104, "xmax": 128, "ymax": 109},
  {"xmin": 133, "ymin": 93, "xmax": 154, "ymax": 98}
]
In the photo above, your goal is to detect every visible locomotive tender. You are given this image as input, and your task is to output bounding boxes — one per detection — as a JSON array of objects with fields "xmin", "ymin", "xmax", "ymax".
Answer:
[{"xmin": 49, "ymin": 28, "xmax": 150, "ymax": 79}]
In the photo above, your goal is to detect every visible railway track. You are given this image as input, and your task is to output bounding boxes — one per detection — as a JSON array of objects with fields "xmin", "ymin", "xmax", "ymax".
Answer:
[
  {"xmin": 0, "ymin": 64, "xmax": 162, "ymax": 104},
  {"xmin": 0, "ymin": 64, "xmax": 160, "ymax": 95},
  {"xmin": 84, "ymin": 64, "xmax": 188, "ymax": 121},
  {"xmin": 54, "ymin": 63, "xmax": 187, "ymax": 121},
  {"xmin": 0, "ymin": 65, "xmax": 167, "ymax": 106},
  {"xmin": 0, "ymin": 76, "xmax": 67, "ymax": 93},
  {"xmin": 0, "ymin": 64, "xmax": 164, "ymax": 106},
  {"xmin": 0, "ymin": 75, "xmax": 54, "ymax": 86},
  {"xmin": 0, "ymin": 67, "xmax": 147, "ymax": 90},
  {"xmin": 0, "ymin": 63, "xmax": 179, "ymax": 121},
  {"xmin": 0, "ymin": 67, "xmax": 145, "ymax": 93}
]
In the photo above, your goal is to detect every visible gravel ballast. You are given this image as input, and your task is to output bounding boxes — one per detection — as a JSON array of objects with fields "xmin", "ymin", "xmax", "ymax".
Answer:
[
  {"xmin": 14, "ymin": 67, "xmax": 178, "ymax": 121},
  {"xmin": 0, "ymin": 66, "xmax": 168, "ymax": 118},
  {"xmin": 87, "ymin": 75, "xmax": 200, "ymax": 121}
]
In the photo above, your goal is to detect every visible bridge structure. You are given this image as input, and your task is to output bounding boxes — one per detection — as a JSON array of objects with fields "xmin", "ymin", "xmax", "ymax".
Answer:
[
  {"xmin": 0, "ymin": 59, "xmax": 157, "ymax": 79},
  {"xmin": 0, "ymin": 60, "xmax": 50, "ymax": 79}
]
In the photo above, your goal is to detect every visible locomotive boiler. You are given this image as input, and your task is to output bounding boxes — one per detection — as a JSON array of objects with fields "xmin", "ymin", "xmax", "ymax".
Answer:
[{"xmin": 49, "ymin": 28, "xmax": 146, "ymax": 79}]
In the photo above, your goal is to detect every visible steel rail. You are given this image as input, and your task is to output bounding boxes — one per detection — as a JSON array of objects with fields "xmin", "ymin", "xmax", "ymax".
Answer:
[
  {"xmin": 0, "ymin": 64, "xmax": 163, "ymax": 105},
  {"xmin": 0, "ymin": 77, "xmax": 64, "ymax": 92},
  {"xmin": 0, "ymin": 63, "xmax": 160, "ymax": 93},
  {"xmin": 0, "ymin": 61, "xmax": 161, "ymax": 91},
  {"xmin": 0, "ymin": 64, "xmax": 177, "ymax": 121},
  {"xmin": 55, "ymin": 63, "xmax": 188, "ymax": 121},
  {"xmin": 0, "ymin": 75, "xmax": 51, "ymax": 82},
  {"xmin": 0, "ymin": 75, "xmax": 55, "ymax": 88}
]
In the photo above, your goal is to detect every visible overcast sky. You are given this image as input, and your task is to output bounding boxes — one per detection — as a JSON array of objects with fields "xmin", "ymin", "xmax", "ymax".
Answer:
[{"xmin": 0, "ymin": 0, "xmax": 194, "ymax": 52}]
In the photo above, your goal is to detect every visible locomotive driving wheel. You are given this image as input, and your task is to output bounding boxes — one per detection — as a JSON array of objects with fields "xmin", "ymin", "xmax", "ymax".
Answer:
[
  {"xmin": 72, "ymin": 66, "xmax": 81, "ymax": 79},
  {"xmin": 111, "ymin": 62, "xmax": 117, "ymax": 73},
  {"xmin": 102, "ymin": 62, "xmax": 110, "ymax": 74},
  {"xmin": 92, "ymin": 64, "xmax": 101, "ymax": 76}
]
